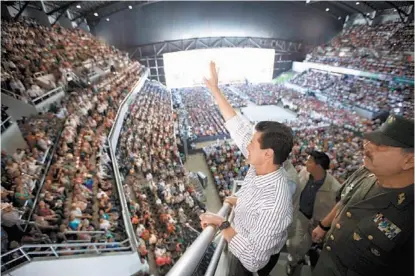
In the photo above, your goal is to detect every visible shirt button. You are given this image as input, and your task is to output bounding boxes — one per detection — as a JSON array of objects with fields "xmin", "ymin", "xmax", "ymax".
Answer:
[
  {"xmin": 326, "ymin": 246, "xmax": 332, "ymax": 251},
  {"xmin": 335, "ymin": 223, "xmax": 341, "ymax": 229},
  {"xmin": 330, "ymin": 234, "xmax": 335, "ymax": 240},
  {"xmin": 346, "ymin": 212, "xmax": 352, "ymax": 218},
  {"xmin": 368, "ymin": 235, "xmax": 374, "ymax": 240}
]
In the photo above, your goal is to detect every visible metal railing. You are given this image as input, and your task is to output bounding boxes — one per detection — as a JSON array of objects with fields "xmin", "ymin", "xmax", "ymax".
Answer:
[
  {"xmin": 20, "ymin": 129, "xmax": 63, "ymax": 230},
  {"xmin": 167, "ymin": 180, "xmax": 241, "ymax": 276},
  {"xmin": 167, "ymin": 204, "xmax": 232, "ymax": 276},
  {"xmin": 32, "ymin": 86, "xmax": 64, "ymax": 105},
  {"xmin": 1, "ymin": 239, "xmax": 131, "ymax": 271},
  {"xmin": 1, "ymin": 116, "xmax": 12, "ymax": 133},
  {"xmin": 1, "ymin": 88, "xmax": 25, "ymax": 101},
  {"xmin": 107, "ymin": 139, "xmax": 138, "ymax": 252}
]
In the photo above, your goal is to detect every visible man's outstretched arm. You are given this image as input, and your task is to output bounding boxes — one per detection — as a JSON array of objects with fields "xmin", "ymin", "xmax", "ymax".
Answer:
[
  {"xmin": 204, "ymin": 61, "xmax": 252, "ymax": 159},
  {"xmin": 204, "ymin": 61, "xmax": 237, "ymax": 121}
]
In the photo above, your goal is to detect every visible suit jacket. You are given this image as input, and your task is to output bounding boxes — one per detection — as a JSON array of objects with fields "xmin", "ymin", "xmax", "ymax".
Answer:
[{"xmin": 293, "ymin": 167, "xmax": 341, "ymax": 222}]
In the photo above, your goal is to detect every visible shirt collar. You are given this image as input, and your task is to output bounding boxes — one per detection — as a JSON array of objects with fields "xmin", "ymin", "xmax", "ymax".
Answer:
[
  {"xmin": 309, "ymin": 171, "xmax": 326, "ymax": 186},
  {"xmin": 253, "ymin": 167, "xmax": 284, "ymax": 188}
]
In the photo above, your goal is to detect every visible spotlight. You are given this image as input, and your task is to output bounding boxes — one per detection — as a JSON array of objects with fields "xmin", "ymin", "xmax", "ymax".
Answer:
[
  {"xmin": 106, "ymin": 18, "xmax": 110, "ymax": 21},
  {"xmin": 356, "ymin": 2, "xmax": 359, "ymax": 5},
  {"xmin": 306, "ymin": 0, "xmax": 310, "ymax": 3},
  {"xmin": 326, "ymin": 8, "xmax": 330, "ymax": 11},
  {"xmin": 338, "ymin": 16, "xmax": 342, "ymax": 20},
  {"xmin": 76, "ymin": 5, "xmax": 81, "ymax": 9},
  {"xmin": 129, "ymin": 5, "xmax": 133, "ymax": 9},
  {"xmin": 94, "ymin": 12, "xmax": 98, "ymax": 16},
  {"xmin": 366, "ymin": 13, "xmax": 370, "ymax": 16}
]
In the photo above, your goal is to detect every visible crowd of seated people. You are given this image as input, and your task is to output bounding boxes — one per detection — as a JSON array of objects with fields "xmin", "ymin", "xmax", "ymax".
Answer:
[
  {"xmin": 219, "ymin": 85, "xmax": 247, "ymax": 108},
  {"xmin": 323, "ymin": 75, "xmax": 414, "ymax": 115},
  {"xmin": 173, "ymin": 87, "xmax": 228, "ymax": 140},
  {"xmin": 117, "ymin": 81, "xmax": 206, "ymax": 275},
  {"xmin": 1, "ymin": 16, "xmax": 127, "ymax": 101},
  {"xmin": 279, "ymin": 88, "xmax": 382, "ymax": 133},
  {"xmin": 203, "ymin": 140, "xmax": 249, "ymax": 199},
  {"xmin": 1, "ymin": 18, "xmax": 142, "ymax": 264},
  {"xmin": 34, "ymin": 63, "xmax": 140, "ymax": 245},
  {"xmin": 290, "ymin": 70, "xmax": 340, "ymax": 91},
  {"xmin": 287, "ymin": 70, "xmax": 414, "ymax": 118},
  {"xmin": 307, "ymin": 21, "xmax": 414, "ymax": 78},
  {"xmin": 232, "ymin": 83, "xmax": 280, "ymax": 105}
]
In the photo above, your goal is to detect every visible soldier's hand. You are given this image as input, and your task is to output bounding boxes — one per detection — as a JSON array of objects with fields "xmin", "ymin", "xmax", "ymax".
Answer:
[
  {"xmin": 224, "ymin": 196, "xmax": 237, "ymax": 206},
  {"xmin": 312, "ymin": 225, "xmax": 327, "ymax": 243}
]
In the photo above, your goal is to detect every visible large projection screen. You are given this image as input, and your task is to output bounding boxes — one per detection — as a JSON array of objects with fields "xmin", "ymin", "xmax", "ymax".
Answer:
[{"xmin": 164, "ymin": 48, "xmax": 275, "ymax": 88}]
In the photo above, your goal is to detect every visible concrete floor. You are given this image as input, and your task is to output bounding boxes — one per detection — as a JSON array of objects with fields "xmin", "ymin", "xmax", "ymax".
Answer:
[{"xmin": 184, "ymin": 152, "xmax": 222, "ymax": 213}]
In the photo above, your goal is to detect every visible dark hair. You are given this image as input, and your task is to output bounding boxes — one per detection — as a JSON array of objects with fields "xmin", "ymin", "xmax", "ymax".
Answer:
[
  {"xmin": 255, "ymin": 121, "xmax": 293, "ymax": 165},
  {"xmin": 309, "ymin": 151, "xmax": 330, "ymax": 170}
]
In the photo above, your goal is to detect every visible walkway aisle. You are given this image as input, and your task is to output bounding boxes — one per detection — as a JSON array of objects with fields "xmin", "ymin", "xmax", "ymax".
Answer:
[{"xmin": 184, "ymin": 153, "xmax": 222, "ymax": 213}]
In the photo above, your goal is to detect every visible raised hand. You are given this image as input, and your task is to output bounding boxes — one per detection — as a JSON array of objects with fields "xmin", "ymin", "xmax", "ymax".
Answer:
[{"xmin": 203, "ymin": 61, "xmax": 219, "ymax": 91}]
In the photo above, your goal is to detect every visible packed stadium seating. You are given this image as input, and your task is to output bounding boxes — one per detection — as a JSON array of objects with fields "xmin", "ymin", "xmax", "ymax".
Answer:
[
  {"xmin": 307, "ymin": 22, "xmax": 414, "ymax": 78},
  {"xmin": 1, "ymin": 17, "xmax": 142, "ymax": 270},
  {"xmin": 232, "ymin": 83, "xmax": 280, "ymax": 105},
  {"xmin": 173, "ymin": 87, "xmax": 228, "ymax": 140},
  {"xmin": 1, "ymin": 16, "xmax": 127, "ymax": 102},
  {"xmin": 288, "ymin": 69, "xmax": 414, "ymax": 118},
  {"xmin": 203, "ymin": 140, "xmax": 249, "ymax": 199},
  {"xmin": 116, "ymin": 81, "xmax": 206, "ymax": 275},
  {"xmin": 1, "ymin": 12, "xmax": 414, "ymax": 276}
]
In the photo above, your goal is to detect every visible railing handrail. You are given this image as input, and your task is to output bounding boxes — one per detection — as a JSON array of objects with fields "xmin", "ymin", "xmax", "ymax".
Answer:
[
  {"xmin": 21, "ymin": 129, "xmax": 64, "ymax": 231},
  {"xmin": 166, "ymin": 203, "xmax": 232, "ymax": 276},
  {"xmin": 1, "ymin": 115, "xmax": 12, "ymax": 126},
  {"xmin": 32, "ymin": 86, "xmax": 64, "ymax": 104},
  {"xmin": 1, "ymin": 88, "xmax": 24, "ymax": 101},
  {"xmin": 1, "ymin": 239, "xmax": 132, "ymax": 269},
  {"xmin": 108, "ymin": 66, "xmax": 146, "ymax": 139}
]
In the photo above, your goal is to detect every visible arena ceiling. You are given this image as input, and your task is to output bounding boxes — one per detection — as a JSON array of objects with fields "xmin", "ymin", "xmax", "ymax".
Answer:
[{"xmin": 5, "ymin": 1, "xmax": 414, "ymax": 24}]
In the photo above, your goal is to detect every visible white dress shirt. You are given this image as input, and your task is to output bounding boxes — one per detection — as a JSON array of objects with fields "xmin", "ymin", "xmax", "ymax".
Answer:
[{"xmin": 225, "ymin": 115, "xmax": 293, "ymax": 272}]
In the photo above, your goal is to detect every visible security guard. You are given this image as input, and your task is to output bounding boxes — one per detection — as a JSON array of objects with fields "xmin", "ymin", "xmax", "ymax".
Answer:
[
  {"xmin": 286, "ymin": 151, "xmax": 340, "ymax": 275},
  {"xmin": 312, "ymin": 115, "xmax": 414, "ymax": 276}
]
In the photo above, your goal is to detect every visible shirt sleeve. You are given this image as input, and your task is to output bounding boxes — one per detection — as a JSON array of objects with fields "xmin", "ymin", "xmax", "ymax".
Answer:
[
  {"xmin": 228, "ymin": 205, "xmax": 292, "ymax": 272},
  {"xmin": 224, "ymin": 115, "xmax": 253, "ymax": 159}
]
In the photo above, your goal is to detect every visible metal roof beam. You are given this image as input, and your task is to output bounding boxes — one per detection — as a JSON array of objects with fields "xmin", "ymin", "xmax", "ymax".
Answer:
[
  {"xmin": 89, "ymin": 1, "xmax": 159, "ymax": 22},
  {"xmin": 386, "ymin": 1, "xmax": 411, "ymax": 16},
  {"xmin": 14, "ymin": 1, "xmax": 30, "ymax": 21},
  {"xmin": 71, "ymin": 1, "xmax": 120, "ymax": 21},
  {"xmin": 46, "ymin": 1, "xmax": 80, "ymax": 15},
  {"xmin": 337, "ymin": 1, "xmax": 370, "ymax": 24},
  {"xmin": 51, "ymin": 9, "xmax": 66, "ymax": 26}
]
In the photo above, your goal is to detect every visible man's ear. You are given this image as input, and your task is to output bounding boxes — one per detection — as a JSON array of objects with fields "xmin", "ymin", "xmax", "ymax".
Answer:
[
  {"xmin": 265, "ymin": 148, "xmax": 274, "ymax": 160},
  {"xmin": 402, "ymin": 154, "xmax": 414, "ymax": 171}
]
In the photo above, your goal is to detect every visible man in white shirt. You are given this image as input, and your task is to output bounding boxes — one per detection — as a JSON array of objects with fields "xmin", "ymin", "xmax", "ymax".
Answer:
[{"xmin": 200, "ymin": 62, "xmax": 294, "ymax": 275}]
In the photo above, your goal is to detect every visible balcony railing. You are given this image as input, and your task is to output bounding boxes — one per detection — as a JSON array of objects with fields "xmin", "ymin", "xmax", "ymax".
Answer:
[
  {"xmin": 167, "ymin": 180, "xmax": 241, "ymax": 276},
  {"xmin": 1, "ymin": 239, "xmax": 132, "ymax": 272}
]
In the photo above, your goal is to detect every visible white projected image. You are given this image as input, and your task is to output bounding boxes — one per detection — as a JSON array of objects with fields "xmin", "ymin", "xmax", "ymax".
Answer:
[{"xmin": 164, "ymin": 48, "xmax": 275, "ymax": 88}]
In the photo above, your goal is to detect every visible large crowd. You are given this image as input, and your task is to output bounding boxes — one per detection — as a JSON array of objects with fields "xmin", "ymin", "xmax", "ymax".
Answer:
[
  {"xmin": 1, "ymin": 14, "xmax": 414, "ymax": 276},
  {"xmin": 173, "ymin": 87, "xmax": 228, "ymax": 140},
  {"xmin": 1, "ymin": 17, "xmax": 127, "ymax": 102},
  {"xmin": 1, "ymin": 16, "xmax": 143, "ymax": 271},
  {"xmin": 308, "ymin": 22, "xmax": 414, "ymax": 78},
  {"xmin": 232, "ymin": 83, "xmax": 281, "ymax": 105},
  {"xmin": 117, "ymin": 81, "xmax": 207, "ymax": 275},
  {"xmin": 289, "ymin": 69, "xmax": 414, "ymax": 117}
]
